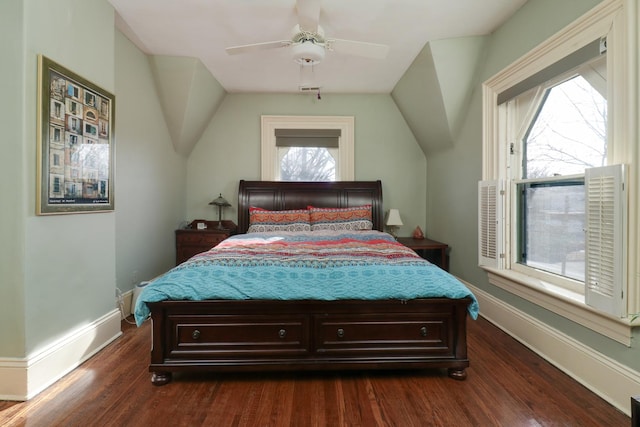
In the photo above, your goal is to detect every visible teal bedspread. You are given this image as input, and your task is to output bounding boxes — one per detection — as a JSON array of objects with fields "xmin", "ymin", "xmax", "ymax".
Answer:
[{"xmin": 134, "ymin": 230, "xmax": 479, "ymax": 326}]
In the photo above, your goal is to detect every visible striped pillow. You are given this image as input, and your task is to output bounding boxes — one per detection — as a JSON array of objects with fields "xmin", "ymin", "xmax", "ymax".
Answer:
[
  {"xmin": 247, "ymin": 207, "xmax": 311, "ymax": 232},
  {"xmin": 308, "ymin": 205, "xmax": 373, "ymax": 231}
]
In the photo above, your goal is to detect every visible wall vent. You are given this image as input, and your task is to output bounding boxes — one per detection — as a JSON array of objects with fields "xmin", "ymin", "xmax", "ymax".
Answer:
[{"xmin": 299, "ymin": 86, "xmax": 321, "ymax": 93}]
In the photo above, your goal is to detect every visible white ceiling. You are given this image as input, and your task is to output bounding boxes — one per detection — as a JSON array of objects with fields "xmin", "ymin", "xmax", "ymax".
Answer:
[{"xmin": 109, "ymin": 0, "xmax": 527, "ymax": 94}]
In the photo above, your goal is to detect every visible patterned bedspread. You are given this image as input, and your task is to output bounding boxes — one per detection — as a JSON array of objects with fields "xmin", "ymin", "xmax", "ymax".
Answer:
[{"xmin": 134, "ymin": 230, "xmax": 479, "ymax": 325}]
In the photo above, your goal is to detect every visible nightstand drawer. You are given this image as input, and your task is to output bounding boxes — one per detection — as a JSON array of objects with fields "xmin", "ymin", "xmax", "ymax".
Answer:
[
  {"xmin": 175, "ymin": 222, "xmax": 236, "ymax": 265},
  {"xmin": 177, "ymin": 233, "xmax": 225, "ymax": 246}
]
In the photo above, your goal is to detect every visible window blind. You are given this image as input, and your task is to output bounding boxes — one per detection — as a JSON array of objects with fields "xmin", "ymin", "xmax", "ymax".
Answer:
[
  {"xmin": 497, "ymin": 38, "xmax": 604, "ymax": 105},
  {"xmin": 275, "ymin": 129, "xmax": 341, "ymax": 148}
]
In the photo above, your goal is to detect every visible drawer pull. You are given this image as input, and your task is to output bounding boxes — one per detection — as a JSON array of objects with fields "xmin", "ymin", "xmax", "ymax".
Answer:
[
  {"xmin": 420, "ymin": 326, "xmax": 428, "ymax": 337},
  {"xmin": 192, "ymin": 329, "xmax": 201, "ymax": 340},
  {"xmin": 336, "ymin": 328, "xmax": 345, "ymax": 338},
  {"xmin": 278, "ymin": 329, "xmax": 287, "ymax": 339}
]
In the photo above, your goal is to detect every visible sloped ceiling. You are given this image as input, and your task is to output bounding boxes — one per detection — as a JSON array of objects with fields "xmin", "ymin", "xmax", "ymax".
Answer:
[
  {"xmin": 147, "ymin": 35, "xmax": 487, "ymax": 157},
  {"xmin": 392, "ymin": 36, "xmax": 488, "ymax": 155},
  {"xmin": 148, "ymin": 56, "xmax": 226, "ymax": 157}
]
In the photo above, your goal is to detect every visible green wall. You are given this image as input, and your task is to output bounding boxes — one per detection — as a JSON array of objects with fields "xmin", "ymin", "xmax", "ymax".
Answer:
[
  {"xmin": 0, "ymin": 0, "xmax": 27, "ymax": 358},
  {"xmin": 114, "ymin": 33, "xmax": 187, "ymax": 295},
  {"xmin": 21, "ymin": 0, "xmax": 116, "ymax": 355},
  {"xmin": 427, "ymin": 0, "xmax": 640, "ymax": 370},
  {"xmin": 185, "ymin": 94, "xmax": 427, "ymax": 237},
  {"xmin": 0, "ymin": 0, "xmax": 185, "ymax": 364}
]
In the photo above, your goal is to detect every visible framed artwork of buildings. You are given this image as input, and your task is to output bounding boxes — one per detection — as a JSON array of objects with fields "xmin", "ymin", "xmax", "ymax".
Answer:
[{"xmin": 36, "ymin": 55, "xmax": 115, "ymax": 215}]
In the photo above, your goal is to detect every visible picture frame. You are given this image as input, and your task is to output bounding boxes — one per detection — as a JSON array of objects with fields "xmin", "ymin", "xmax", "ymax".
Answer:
[{"xmin": 37, "ymin": 55, "xmax": 115, "ymax": 215}]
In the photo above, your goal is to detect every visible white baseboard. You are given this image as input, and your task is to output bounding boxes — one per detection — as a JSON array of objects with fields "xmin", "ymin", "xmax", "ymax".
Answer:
[
  {"xmin": 0, "ymin": 309, "xmax": 122, "ymax": 401},
  {"xmin": 467, "ymin": 282, "xmax": 640, "ymax": 417}
]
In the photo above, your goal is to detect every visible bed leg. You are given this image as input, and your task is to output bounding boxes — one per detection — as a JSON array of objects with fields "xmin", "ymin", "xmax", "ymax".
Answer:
[
  {"xmin": 151, "ymin": 371, "xmax": 172, "ymax": 386},
  {"xmin": 448, "ymin": 368, "xmax": 467, "ymax": 381}
]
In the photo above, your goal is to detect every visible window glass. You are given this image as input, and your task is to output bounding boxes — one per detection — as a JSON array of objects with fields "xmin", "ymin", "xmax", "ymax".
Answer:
[
  {"xmin": 279, "ymin": 147, "xmax": 336, "ymax": 181},
  {"xmin": 515, "ymin": 59, "xmax": 608, "ymax": 286},
  {"xmin": 523, "ymin": 75, "xmax": 607, "ymax": 179},
  {"xmin": 518, "ymin": 180, "xmax": 585, "ymax": 282}
]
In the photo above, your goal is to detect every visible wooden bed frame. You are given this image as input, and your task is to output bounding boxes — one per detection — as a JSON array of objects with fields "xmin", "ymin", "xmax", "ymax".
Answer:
[{"xmin": 147, "ymin": 180, "xmax": 472, "ymax": 385}]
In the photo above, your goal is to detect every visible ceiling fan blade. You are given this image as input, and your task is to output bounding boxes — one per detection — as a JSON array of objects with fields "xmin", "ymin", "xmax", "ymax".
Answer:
[
  {"xmin": 225, "ymin": 40, "xmax": 292, "ymax": 55},
  {"xmin": 326, "ymin": 38, "xmax": 389, "ymax": 59},
  {"xmin": 296, "ymin": 0, "xmax": 320, "ymax": 33}
]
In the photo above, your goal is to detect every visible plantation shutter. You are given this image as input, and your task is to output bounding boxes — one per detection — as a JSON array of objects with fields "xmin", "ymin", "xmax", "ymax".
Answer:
[
  {"xmin": 478, "ymin": 180, "xmax": 504, "ymax": 268},
  {"xmin": 584, "ymin": 164, "xmax": 626, "ymax": 317}
]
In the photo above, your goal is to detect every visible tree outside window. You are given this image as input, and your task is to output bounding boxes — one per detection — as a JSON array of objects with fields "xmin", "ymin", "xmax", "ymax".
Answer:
[{"xmin": 280, "ymin": 147, "xmax": 336, "ymax": 181}]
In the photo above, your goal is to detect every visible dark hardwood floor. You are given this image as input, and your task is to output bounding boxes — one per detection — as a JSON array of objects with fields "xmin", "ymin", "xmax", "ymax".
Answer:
[{"xmin": 0, "ymin": 315, "xmax": 629, "ymax": 426}]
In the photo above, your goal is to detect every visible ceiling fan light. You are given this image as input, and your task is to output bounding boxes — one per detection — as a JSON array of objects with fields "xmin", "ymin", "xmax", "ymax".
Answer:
[{"xmin": 291, "ymin": 41, "xmax": 325, "ymax": 66}]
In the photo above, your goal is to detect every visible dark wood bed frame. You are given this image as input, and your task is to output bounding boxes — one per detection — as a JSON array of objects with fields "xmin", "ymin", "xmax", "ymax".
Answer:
[{"xmin": 147, "ymin": 180, "xmax": 472, "ymax": 385}]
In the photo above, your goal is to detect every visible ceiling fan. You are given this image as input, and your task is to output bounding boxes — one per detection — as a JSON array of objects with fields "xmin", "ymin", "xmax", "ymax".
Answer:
[{"xmin": 225, "ymin": 0, "xmax": 389, "ymax": 66}]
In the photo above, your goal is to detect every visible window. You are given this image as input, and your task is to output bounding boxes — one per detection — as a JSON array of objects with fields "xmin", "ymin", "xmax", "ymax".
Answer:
[
  {"xmin": 67, "ymin": 83, "xmax": 80, "ymax": 99},
  {"xmin": 53, "ymin": 176, "xmax": 61, "ymax": 194},
  {"xmin": 512, "ymin": 62, "xmax": 608, "ymax": 290},
  {"xmin": 480, "ymin": 0, "xmax": 635, "ymax": 344},
  {"xmin": 51, "ymin": 126, "xmax": 61, "ymax": 142},
  {"xmin": 280, "ymin": 147, "xmax": 336, "ymax": 181},
  {"xmin": 275, "ymin": 128, "xmax": 340, "ymax": 181},
  {"xmin": 261, "ymin": 115, "xmax": 354, "ymax": 181}
]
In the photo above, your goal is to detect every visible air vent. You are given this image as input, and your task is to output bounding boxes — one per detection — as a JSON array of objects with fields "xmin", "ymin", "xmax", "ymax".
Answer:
[{"xmin": 299, "ymin": 86, "xmax": 321, "ymax": 93}]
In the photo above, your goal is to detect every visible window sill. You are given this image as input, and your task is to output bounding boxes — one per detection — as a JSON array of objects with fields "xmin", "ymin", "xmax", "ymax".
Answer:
[{"xmin": 481, "ymin": 266, "xmax": 633, "ymax": 346}]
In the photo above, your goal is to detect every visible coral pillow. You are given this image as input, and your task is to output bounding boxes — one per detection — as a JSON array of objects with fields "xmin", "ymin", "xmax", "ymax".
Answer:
[
  {"xmin": 247, "ymin": 207, "xmax": 311, "ymax": 232},
  {"xmin": 308, "ymin": 205, "xmax": 373, "ymax": 231}
]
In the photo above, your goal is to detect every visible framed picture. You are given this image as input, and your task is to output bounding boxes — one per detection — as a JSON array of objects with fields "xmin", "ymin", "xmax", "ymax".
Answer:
[{"xmin": 36, "ymin": 55, "xmax": 115, "ymax": 215}]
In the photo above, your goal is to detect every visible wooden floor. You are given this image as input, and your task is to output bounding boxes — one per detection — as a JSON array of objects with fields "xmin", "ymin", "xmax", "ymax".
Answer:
[{"xmin": 0, "ymin": 315, "xmax": 629, "ymax": 427}]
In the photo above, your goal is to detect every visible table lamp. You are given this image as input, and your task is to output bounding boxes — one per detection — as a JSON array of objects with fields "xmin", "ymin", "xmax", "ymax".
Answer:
[
  {"xmin": 385, "ymin": 209, "xmax": 403, "ymax": 239},
  {"xmin": 209, "ymin": 193, "xmax": 231, "ymax": 230}
]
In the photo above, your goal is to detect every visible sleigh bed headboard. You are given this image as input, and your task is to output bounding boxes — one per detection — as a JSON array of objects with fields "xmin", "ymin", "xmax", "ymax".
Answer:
[{"xmin": 237, "ymin": 180, "xmax": 384, "ymax": 233}]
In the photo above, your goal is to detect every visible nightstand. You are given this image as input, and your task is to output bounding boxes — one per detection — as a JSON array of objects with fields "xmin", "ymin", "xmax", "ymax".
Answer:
[
  {"xmin": 397, "ymin": 237, "xmax": 449, "ymax": 271},
  {"xmin": 175, "ymin": 219, "xmax": 237, "ymax": 265}
]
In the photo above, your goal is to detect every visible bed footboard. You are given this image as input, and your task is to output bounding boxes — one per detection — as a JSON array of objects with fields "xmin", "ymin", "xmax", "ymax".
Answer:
[{"xmin": 147, "ymin": 298, "xmax": 471, "ymax": 385}]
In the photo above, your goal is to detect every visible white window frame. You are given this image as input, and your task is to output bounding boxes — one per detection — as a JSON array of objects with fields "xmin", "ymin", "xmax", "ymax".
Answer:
[
  {"xmin": 261, "ymin": 115, "xmax": 354, "ymax": 181},
  {"xmin": 480, "ymin": 0, "xmax": 638, "ymax": 345}
]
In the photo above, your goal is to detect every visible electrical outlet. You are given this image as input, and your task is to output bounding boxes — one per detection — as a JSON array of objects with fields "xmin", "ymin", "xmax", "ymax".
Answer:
[{"xmin": 115, "ymin": 288, "xmax": 126, "ymax": 319}]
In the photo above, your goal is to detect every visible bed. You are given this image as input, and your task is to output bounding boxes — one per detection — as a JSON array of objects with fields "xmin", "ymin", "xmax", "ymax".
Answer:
[{"xmin": 135, "ymin": 180, "xmax": 478, "ymax": 385}]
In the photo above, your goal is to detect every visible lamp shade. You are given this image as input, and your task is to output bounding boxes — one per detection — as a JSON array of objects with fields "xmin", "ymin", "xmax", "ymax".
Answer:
[
  {"xmin": 385, "ymin": 209, "xmax": 403, "ymax": 226},
  {"xmin": 209, "ymin": 193, "xmax": 231, "ymax": 207},
  {"xmin": 291, "ymin": 41, "xmax": 325, "ymax": 65}
]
